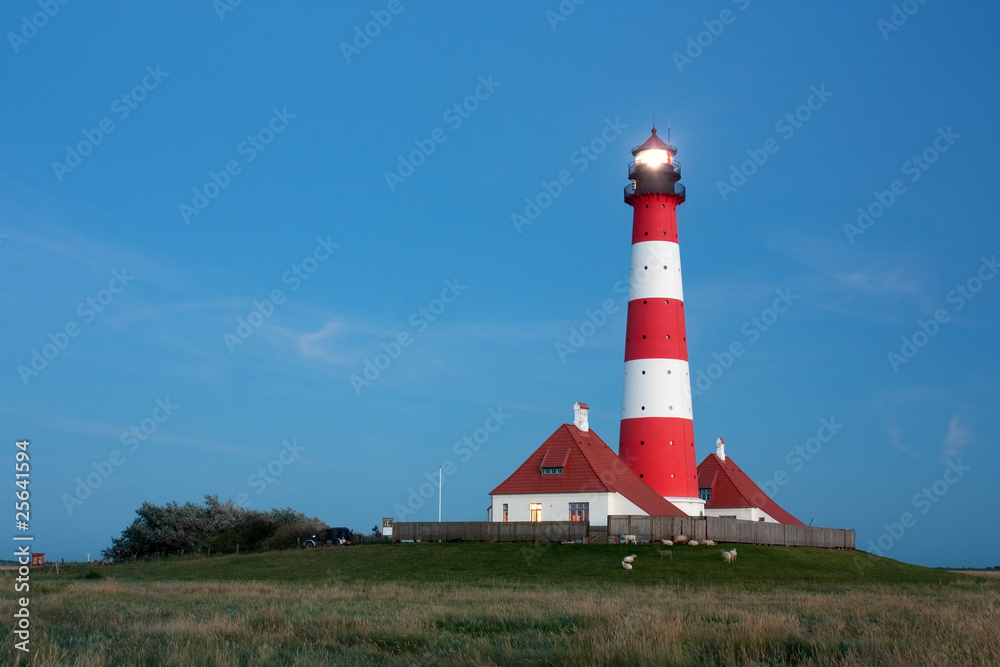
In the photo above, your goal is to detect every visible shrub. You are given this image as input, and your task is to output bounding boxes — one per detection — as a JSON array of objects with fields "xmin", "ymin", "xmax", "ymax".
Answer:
[{"xmin": 102, "ymin": 495, "xmax": 323, "ymax": 562}]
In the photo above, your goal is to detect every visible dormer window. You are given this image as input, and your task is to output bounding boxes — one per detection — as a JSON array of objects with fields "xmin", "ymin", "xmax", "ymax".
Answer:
[
  {"xmin": 542, "ymin": 467, "xmax": 563, "ymax": 475},
  {"xmin": 699, "ymin": 488, "xmax": 712, "ymax": 502}
]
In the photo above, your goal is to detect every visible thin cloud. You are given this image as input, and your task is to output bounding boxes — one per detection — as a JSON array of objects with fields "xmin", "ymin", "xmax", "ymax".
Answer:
[{"xmin": 943, "ymin": 414, "xmax": 970, "ymax": 458}]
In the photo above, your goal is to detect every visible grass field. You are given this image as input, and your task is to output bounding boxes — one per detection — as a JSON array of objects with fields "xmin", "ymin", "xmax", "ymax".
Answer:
[{"xmin": 2, "ymin": 543, "xmax": 998, "ymax": 665}]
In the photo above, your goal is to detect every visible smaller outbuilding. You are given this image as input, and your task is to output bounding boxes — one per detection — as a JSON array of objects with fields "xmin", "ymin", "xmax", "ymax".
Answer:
[{"xmin": 696, "ymin": 438, "xmax": 803, "ymax": 525}]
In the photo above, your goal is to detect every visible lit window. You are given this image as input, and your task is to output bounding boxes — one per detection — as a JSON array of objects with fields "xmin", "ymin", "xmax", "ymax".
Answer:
[
  {"xmin": 542, "ymin": 467, "xmax": 563, "ymax": 475},
  {"xmin": 569, "ymin": 502, "xmax": 589, "ymax": 522},
  {"xmin": 699, "ymin": 488, "xmax": 712, "ymax": 502},
  {"xmin": 530, "ymin": 503, "xmax": 542, "ymax": 522},
  {"xmin": 502, "ymin": 503, "xmax": 508, "ymax": 522}
]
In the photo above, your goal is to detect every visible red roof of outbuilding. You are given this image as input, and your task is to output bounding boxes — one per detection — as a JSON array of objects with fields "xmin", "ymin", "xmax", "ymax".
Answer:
[
  {"xmin": 696, "ymin": 453, "xmax": 803, "ymax": 525},
  {"xmin": 633, "ymin": 127, "xmax": 672, "ymax": 154},
  {"xmin": 490, "ymin": 424, "xmax": 685, "ymax": 517}
]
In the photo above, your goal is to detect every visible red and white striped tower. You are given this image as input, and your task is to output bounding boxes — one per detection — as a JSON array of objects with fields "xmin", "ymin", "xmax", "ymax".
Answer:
[{"xmin": 618, "ymin": 128, "xmax": 703, "ymax": 516}]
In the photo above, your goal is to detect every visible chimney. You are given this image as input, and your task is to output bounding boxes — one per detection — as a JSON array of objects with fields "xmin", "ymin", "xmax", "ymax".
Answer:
[
  {"xmin": 573, "ymin": 402, "xmax": 590, "ymax": 432},
  {"xmin": 716, "ymin": 437, "xmax": 725, "ymax": 461}
]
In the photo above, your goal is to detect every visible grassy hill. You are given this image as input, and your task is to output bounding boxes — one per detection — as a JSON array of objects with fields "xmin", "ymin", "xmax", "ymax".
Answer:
[{"xmin": 83, "ymin": 542, "xmax": 963, "ymax": 589}]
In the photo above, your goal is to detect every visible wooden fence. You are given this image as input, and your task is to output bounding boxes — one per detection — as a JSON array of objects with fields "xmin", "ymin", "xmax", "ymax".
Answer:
[
  {"xmin": 606, "ymin": 516, "xmax": 855, "ymax": 549},
  {"xmin": 392, "ymin": 517, "xmax": 853, "ymax": 549},
  {"xmin": 393, "ymin": 521, "xmax": 588, "ymax": 543}
]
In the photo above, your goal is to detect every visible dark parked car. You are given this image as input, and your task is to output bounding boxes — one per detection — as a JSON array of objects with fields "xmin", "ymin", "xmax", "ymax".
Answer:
[{"xmin": 303, "ymin": 527, "xmax": 355, "ymax": 548}]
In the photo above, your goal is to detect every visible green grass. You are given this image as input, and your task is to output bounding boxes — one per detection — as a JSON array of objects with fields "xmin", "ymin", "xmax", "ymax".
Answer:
[
  {"xmin": 91, "ymin": 542, "xmax": 963, "ymax": 590},
  {"xmin": 3, "ymin": 544, "xmax": 997, "ymax": 666}
]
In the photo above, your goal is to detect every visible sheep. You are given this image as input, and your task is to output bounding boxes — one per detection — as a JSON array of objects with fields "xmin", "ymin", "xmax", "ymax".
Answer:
[
  {"xmin": 729, "ymin": 548, "xmax": 737, "ymax": 562},
  {"xmin": 621, "ymin": 561, "xmax": 632, "ymax": 570},
  {"xmin": 702, "ymin": 540, "xmax": 715, "ymax": 546},
  {"xmin": 721, "ymin": 548, "xmax": 738, "ymax": 563},
  {"xmin": 623, "ymin": 534, "xmax": 638, "ymax": 544},
  {"xmin": 660, "ymin": 539, "xmax": 673, "ymax": 546},
  {"xmin": 687, "ymin": 540, "xmax": 699, "ymax": 546},
  {"xmin": 622, "ymin": 554, "xmax": 636, "ymax": 564},
  {"xmin": 674, "ymin": 535, "xmax": 688, "ymax": 544}
]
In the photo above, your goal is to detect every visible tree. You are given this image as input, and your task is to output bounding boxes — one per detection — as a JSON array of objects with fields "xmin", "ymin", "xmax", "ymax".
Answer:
[{"xmin": 102, "ymin": 495, "xmax": 323, "ymax": 562}]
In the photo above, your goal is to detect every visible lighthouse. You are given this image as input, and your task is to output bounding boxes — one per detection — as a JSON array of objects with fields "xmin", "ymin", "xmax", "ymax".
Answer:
[{"xmin": 618, "ymin": 128, "xmax": 703, "ymax": 516}]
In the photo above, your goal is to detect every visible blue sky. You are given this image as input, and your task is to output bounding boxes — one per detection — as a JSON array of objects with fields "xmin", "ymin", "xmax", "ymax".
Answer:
[{"xmin": 2, "ymin": 1, "xmax": 998, "ymax": 568}]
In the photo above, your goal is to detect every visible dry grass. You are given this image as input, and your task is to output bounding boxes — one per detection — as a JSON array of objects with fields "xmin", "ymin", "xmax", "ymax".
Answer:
[{"xmin": 2, "ymin": 577, "xmax": 998, "ymax": 666}]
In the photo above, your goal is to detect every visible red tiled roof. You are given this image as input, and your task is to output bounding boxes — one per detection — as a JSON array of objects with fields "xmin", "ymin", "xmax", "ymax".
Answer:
[
  {"xmin": 696, "ymin": 453, "xmax": 803, "ymax": 525},
  {"xmin": 491, "ymin": 424, "xmax": 685, "ymax": 516}
]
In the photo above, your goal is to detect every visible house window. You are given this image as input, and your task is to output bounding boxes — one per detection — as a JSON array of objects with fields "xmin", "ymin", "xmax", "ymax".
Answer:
[
  {"xmin": 569, "ymin": 502, "xmax": 589, "ymax": 522},
  {"xmin": 699, "ymin": 488, "xmax": 712, "ymax": 502},
  {"xmin": 502, "ymin": 503, "xmax": 508, "ymax": 522},
  {"xmin": 759, "ymin": 517, "xmax": 766, "ymax": 522},
  {"xmin": 720, "ymin": 515, "xmax": 737, "ymax": 519},
  {"xmin": 530, "ymin": 503, "xmax": 542, "ymax": 522},
  {"xmin": 542, "ymin": 467, "xmax": 563, "ymax": 475}
]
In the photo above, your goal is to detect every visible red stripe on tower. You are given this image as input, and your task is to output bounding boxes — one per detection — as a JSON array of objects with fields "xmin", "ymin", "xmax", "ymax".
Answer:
[{"xmin": 618, "ymin": 128, "xmax": 703, "ymax": 515}]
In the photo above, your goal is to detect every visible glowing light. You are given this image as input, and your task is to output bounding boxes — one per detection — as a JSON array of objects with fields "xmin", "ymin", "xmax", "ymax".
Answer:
[{"xmin": 635, "ymin": 149, "xmax": 671, "ymax": 167}]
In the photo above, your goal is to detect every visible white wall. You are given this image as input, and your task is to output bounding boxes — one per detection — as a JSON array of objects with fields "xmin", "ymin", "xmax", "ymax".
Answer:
[
  {"xmin": 664, "ymin": 496, "xmax": 706, "ymax": 516},
  {"xmin": 490, "ymin": 492, "xmax": 645, "ymax": 525},
  {"xmin": 704, "ymin": 506, "xmax": 778, "ymax": 523}
]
